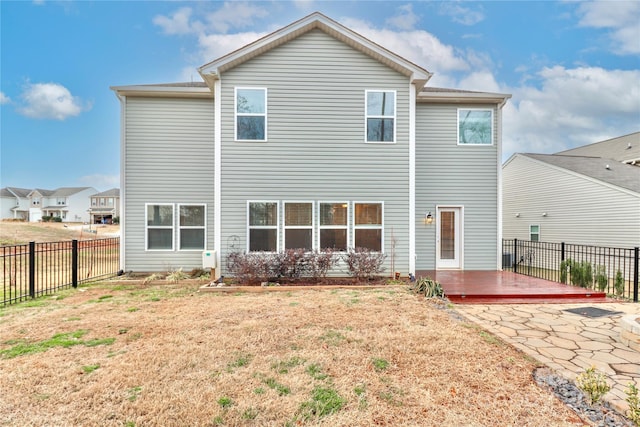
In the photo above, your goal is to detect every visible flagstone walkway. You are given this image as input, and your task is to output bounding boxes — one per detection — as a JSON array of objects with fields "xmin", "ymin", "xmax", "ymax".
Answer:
[{"xmin": 455, "ymin": 302, "xmax": 640, "ymax": 415}]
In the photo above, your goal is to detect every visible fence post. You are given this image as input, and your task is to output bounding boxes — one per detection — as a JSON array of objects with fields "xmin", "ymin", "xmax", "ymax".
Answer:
[
  {"xmin": 72, "ymin": 240, "xmax": 78, "ymax": 288},
  {"xmin": 633, "ymin": 247, "xmax": 639, "ymax": 303},
  {"xmin": 561, "ymin": 242, "xmax": 565, "ymax": 261},
  {"xmin": 513, "ymin": 239, "xmax": 518, "ymax": 274},
  {"xmin": 29, "ymin": 241, "xmax": 35, "ymax": 298}
]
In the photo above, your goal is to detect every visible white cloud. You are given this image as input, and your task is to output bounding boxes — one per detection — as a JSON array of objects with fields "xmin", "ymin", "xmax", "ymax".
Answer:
[
  {"xmin": 0, "ymin": 92, "xmax": 10, "ymax": 104},
  {"xmin": 439, "ymin": 2, "xmax": 485, "ymax": 26},
  {"xmin": 386, "ymin": 4, "xmax": 420, "ymax": 31},
  {"xmin": 153, "ymin": 7, "xmax": 200, "ymax": 35},
  {"xmin": 503, "ymin": 66, "xmax": 640, "ymax": 157},
  {"xmin": 197, "ymin": 31, "xmax": 268, "ymax": 65},
  {"xmin": 576, "ymin": 1, "xmax": 640, "ymax": 55},
  {"xmin": 79, "ymin": 174, "xmax": 119, "ymax": 190},
  {"xmin": 17, "ymin": 82, "xmax": 91, "ymax": 120}
]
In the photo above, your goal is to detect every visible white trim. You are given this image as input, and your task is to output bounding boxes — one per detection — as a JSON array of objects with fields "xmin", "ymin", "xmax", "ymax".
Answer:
[
  {"xmin": 235, "ymin": 87, "xmax": 268, "ymax": 142},
  {"xmin": 457, "ymin": 108, "xmax": 494, "ymax": 146},
  {"xmin": 408, "ymin": 82, "xmax": 416, "ymax": 274},
  {"xmin": 318, "ymin": 201, "xmax": 349, "ymax": 252},
  {"xmin": 496, "ymin": 105, "xmax": 503, "ymax": 270},
  {"xmin": 435, "ymin": 205, "xmax": 464, "ymax": 269},
  {"xmin": 145, "ymin": 203, "xmax": 175, "ymax": 251},
  {"xmin": 177, "ymin": 203, "xmax": 207, "ymax": 251},
  {"xmin": 118, "ymin": 94, "xmax": 126, "ymax": 269},
  {"xmin": 214, "ymin": 79, "xmax": 222, "ymax": 267},
  {"xmin": 353, "ymin": 201, "xmax": 384, "ymax": 252},
  {"xmin": 283, "ymin": 201, "xmax": 315, "ymax": 251},
  {"xmin": 247, "ymin": 200, "xmax": 279, "ymax": 252},
  {"xmin": 365, "ymin": 90, "xmax": 396, "ymax": 144}
]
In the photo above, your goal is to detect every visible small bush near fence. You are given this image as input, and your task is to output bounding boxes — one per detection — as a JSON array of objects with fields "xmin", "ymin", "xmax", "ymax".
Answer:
[{"xmin": 226, "ymin": 248, "xmax": 385, "ymax": 284}]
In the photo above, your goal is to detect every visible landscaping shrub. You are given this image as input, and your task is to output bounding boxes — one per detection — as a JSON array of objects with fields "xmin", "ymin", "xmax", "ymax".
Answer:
[
  {"xmin": 306, "ymin": 249, "xmax": 339, "ymax": 280},
  {"xmin": 410, "ymin": 277, "xmax": 444, "ymax": 298},
  {"xmin": 595, "ymin": 265, "xmax": 608, "ymax": 292},
  {"xmin": 560, "ymin": 259, "xmax": 594, "ymax": 288},
  {"xmin": 576, "ymin": 366, "xmax": 610, "ymax": 404},
  {"xmin": 342, "ymin": 247, "xmax": 386, "ymax": 281},
  {"xmin": 41, "ymin": 216, "xmax": 53, "ymax": 222},
  {"xmin": 52, "ymin": 217, "xmax": 62, "ymax": 222},
  {"xmin": 272, "ymin": 249, "xmax": 308, "ymax": 279},
  {"xmin": 226, "ymin": 252, "xmax": 273, "ymax": 284},
  {"xmin": 614, "ymin": 270, "xmax": 625, "ymax": 297}
]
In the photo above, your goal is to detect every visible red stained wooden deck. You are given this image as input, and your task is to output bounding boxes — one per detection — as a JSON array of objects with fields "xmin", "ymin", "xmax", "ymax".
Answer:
[{"xmin": 415, "ymin": 270, "xmax": 608, "ymax": 304}]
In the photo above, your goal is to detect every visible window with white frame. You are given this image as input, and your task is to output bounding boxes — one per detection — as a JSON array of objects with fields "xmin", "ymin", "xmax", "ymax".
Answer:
[
  {"xmin": 236, "ymin": 88, "xmax": 267, "ymax": 141},
  {"xmin": 366, "ymin": 90, "xmax": 395, "ymax": 143},
  {"xmin": 529, "ymin": 225, "xmax": 540, "ymax": 242},
  {"xmin": 248, "ymin": 202, "xmax": 278, "ymax": 252},
  {"xmin": 91, "ymin": 198, "xmax": 97, "ymax": 206},
  {"xmin": 458, "ymin": 109, "xmax": 493, "ymax": 145},
  {"xmin": 319, "ymin": 202, "xmax": 348, "ymax": 251},
  {"xmin": 146, "ymin": 204, "xmax": 174, "ymax": 250},
  {"xmin": 179, "ymin": 204, "xmax": 206, "ymax": 250},
  {"xmin": 284, "ymin": 202, "xmax": 313, "ymax": 251},
  {"xmin": 354, "ymin": 202, "xmax": 383, "ymax": 251}
]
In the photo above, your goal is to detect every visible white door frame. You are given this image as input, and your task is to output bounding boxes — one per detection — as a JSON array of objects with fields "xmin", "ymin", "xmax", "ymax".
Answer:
[{"xmin": 436, "ymin": 205, "xmax": 464, "ymax": 269}]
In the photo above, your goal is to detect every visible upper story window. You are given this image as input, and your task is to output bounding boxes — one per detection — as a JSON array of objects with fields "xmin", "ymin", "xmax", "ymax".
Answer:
[
  {"xmin": 100, "ymin": 198, "xmax": 106, "ymax": 206},
  {"xmin": 458, "ymin": 109, "xmax": 493, "ymax": 145},
  {"xmin": 146, "ymin": 204, "xmax": 174, "ymax": 250},
  {"xmin": 92, "ymin": 199, "xmax": 97, "ymax": 206},
  {"xmin": 366, "ymin": 90, "xmax": 395, "ymax": 143},
  {"xmin": 57, "ymin": 198, "xmax": 66, "ymax": 205},
  {"xmin": 248, "ymin": 201, "xmax": 278, "ymax": 252},
  {"xmin": 354, "ymin": 202, "xmax": 383, "ymax": 251},
  {"xmin": 107, "ymin": 198, "xmax": 114, "ymax": 206},
  {"xmin": 319, "ymin": 202, "xmax": 348, "ymax": 251},
  {"xmin": 284, "ymin": 202, "xmax": 313, "ymax": 251},
  {"xmin": 32, "ymin": 198, "xmax": 40, "ymax": 206},
  {"xmin": 236, "ymin": 88, "xmax": 267, "ymax": 141}
]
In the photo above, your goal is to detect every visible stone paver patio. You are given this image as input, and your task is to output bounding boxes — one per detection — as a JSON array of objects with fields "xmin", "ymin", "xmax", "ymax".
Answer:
[{"xmin": 455, "ymin": 302, "xmax": 640, "ymax": 415}]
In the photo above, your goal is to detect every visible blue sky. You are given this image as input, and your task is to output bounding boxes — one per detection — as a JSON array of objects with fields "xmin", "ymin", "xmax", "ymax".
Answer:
[{"xmin": 1, "ymin": 1, "xmax": 639, "ymax": 191}]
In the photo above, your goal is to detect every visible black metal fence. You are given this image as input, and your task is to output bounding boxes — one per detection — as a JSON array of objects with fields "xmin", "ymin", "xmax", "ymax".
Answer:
[
  {"xmin": 1, "ymin": 238, "xmax": 120, "ymax": 306},
  {"xmin": 502, "ymin": 239, "xmax": 639, "ymax": 302}
]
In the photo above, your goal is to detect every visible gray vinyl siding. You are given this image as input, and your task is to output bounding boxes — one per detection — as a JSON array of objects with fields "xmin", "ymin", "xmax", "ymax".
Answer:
[
  {"xmin": 415, "ymin": 104, "xmax": 499, "ymax": 270},
  {"xmin": 503, "ymin": 155, "xmax": 640, "ymax": 249},
  {"xmin": 219, "ymin": 29, "xmax": 410, "ymax": 275},
  {"xmin": 123, "ymin": 97, "xmax": 215, "ymax": 272}
]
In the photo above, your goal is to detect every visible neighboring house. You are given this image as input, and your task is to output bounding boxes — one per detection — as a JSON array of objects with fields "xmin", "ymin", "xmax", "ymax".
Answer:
[
  {"xmin": 112, "ymin": 12, "xmax": 510, "ymax": 274},
  {"xmin": 27, "ymin": 187, "xmax": 98, "ymax": 223},
  {"xmin": 503, "ymin": 137, "xmax": 640, "ymax": 249},
  {"xmin": 556, "ymin": 131, "xmax": 640, "ymax": 166},
  {"xmin": 0, "ymin": 187, "xmax": 31, "ymax": 220},
  {"xmin": 89, "ymin": 188, "xmax": 120, "ymax": 224}
]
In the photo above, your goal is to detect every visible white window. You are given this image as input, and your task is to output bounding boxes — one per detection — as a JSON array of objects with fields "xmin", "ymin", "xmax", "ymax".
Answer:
[
  {"xmin": 108, "ymin": 198, "xmax": 114, "ymax": 206},
  {"xmin": 366, "ymin": 90, "xmax": 395, "ymax": 143},
  {"xmin": 248, "ymin": 201, "xmax": 278, "ymax": 252},
  {"xmin": 33, "ymin": 198, "xmax": 40, "ymax": 206},
  {"xmin": 458, "ymin": 108, "xmax": 493, "ymax": 145},
  {"xmin": 100, "ymin": 198, "xmax": 106, "ymax": 206},
  {"xmin": 284, "ymin": 202, "xmax": 313, "ymax": 251},
  {"xmin": 92, "ymin": 198, "xmax": 97, "ymax": 206},
  {"xmin": 529, "ymin": 225, "xmax": 540, "ymax": 242},
  {"xmin": 319, "ymin": 202, "xmax": 348, "ymax": 251},
  {"xmin": 146, "ymin": 204, "xmax": 174, "ymax": 250},
  {"xmin": 236, "ymin": 88, "xmax": 267, "ymax": 141},
  {"xmin": 354, "ymin": 202, "xmax": 383, "ymax": 251},
  {"xmin": 57, "ymin": 198, "xmax": 66, "ymax": 205},
  {"xmin": 178, "ymin": 204, "xmax": 206, "ymax": 250}
]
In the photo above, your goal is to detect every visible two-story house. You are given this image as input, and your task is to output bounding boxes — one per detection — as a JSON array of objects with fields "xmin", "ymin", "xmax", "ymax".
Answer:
[
  {"xmin": 27, "ymin": 187, "xmax": 97, "ymax": 223},
  {"xmin": 112, "ymin": 13, "xmax": 510, "ymax": 275},
  {"xmin": 88, "ymin": 188, "xmax": 120, "ymax": 224},
  {"xmin": 0, "ymin": 187, "xmax": 31, "ymax": 220}
]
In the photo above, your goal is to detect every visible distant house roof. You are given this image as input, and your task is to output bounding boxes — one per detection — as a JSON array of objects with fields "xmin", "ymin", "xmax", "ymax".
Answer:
[
  {"xmin": 51, "ymin": 187, "xmax": 95, "ymax": 197},
  {"xmin": 556, "ymin": 131, "xmax": 640, "ymax": 165},
  {"xmin": 0, "ymin": 187, "xmax": 31, "ymax": 198},
  {"xmin": 92, "ymin": 188, "xmax": 120, "ymax": 197},
  {"xmin": 522, "ymin": 153, "xmax": 640, "ymax": 194}
]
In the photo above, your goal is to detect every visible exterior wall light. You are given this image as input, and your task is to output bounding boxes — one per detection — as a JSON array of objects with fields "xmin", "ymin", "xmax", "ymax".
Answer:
[{"xmin": 425, "ymin": 211, "xmax": 434, "ymax": 225}]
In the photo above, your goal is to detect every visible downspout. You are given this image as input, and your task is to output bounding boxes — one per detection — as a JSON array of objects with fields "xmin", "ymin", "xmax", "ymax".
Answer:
[
  {"xmin": 214, "ymin": 79, "xmax": 222, "ymax": 271},
  {"xmin": 115, "ymin": 92, "xmax": 127, "ymax": 271},
  {"xmin": 409, "ymin": 82, "xmax": 416, "ymax": 275},
  {"xmin": 496, "ymin": 102, "xmax": 504, "ymax": 270}
]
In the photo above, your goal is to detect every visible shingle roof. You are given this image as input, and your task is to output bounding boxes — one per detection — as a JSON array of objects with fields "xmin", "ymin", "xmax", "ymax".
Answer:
[
  {"xmin": 50, "ymin": 187, "xmax": 94, "ymax": 197},
  {"xmin": 556, "ymin": 132, "xmax": 640, "ymax": 164},
  {"xmin": 92, "ymin": 188, "xmax": 120, "ymax": 197},
  {"xmin": 522, "ymin": 153, "xmax": 640, "ymax": 194},
  {"xmin": 1, "ymin": 187, "xmax": 32, "ymax": 198}
]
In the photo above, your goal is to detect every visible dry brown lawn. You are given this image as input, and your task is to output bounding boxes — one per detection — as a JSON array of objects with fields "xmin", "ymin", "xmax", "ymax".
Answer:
[
  {"xmin": 0, "ymin": 221, "xmax": 119, "ymax": 245},
  {"xmin": 0, "ymin": 282, "xmax": 588, "ymax": 426}
]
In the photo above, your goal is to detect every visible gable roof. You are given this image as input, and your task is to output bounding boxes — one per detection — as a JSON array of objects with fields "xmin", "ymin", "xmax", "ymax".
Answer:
[
  {"xmin": 418, "ymin": 87, "xmax": 511, "ymax": 106},
  {"xmin": 93, "ymin": 188, "xmax": 120, "ymax": 197},
  {"xmin": 521, "ymin": 153, "xmax": 640, "ymax": 194},
  {"xmin": 1, "ymin": 187, "xmax": 32, "ymax": 198},
  {"xmin": 198, "ymin": 12, "xmax": 432, "ymax": 91},
  {"xmin": 555, "ymin": 131, "xmax": 640, "ymax": 165}
]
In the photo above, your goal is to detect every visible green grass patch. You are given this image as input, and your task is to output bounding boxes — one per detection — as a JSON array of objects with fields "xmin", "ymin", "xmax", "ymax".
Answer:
[
  {"xmin": 306, "ymin": 363, "xmax": 328, "ymax": 380},
  {"xmin": 82, "ymin": 364, "xmax": 100, "ymax": 374},
  {"xmin": 0, "ymin": 330, "xmax": 114, "ymax": 359},
  {"xmin": 242, "ymin": 407, "xmax": 258, "ymax": 420},
  {"xmin": 271, "ymin": 356, "xmax": 305, "ymax": 374},
  {"xmin": 297, "ymin": 387, "xmax": 345, "ymax": 420},
  {"xmin": 227, "ymin": 353, "xmax": 252, "ymax": 372},
  {"xmin": 217, "ymin": 396, "xmax": 233, "ymax": 408},
  {"xmin": 253, "ymin": 387, "xmax": 265, "ymax": 395},
  {"xmin": 128, "ymin": 386, "xmax": 142, "ymax": 402},
  {"xmin": 372, "ymin": 357, "xmax": 390, "ymax": 372},
  {"xmin": 264, "ymin": 377, "xmax": 291, "ymax": 396},
  {"xmin": 479, "ymin": 330, "xmax": 504, "ymax": 346},
  {"xmin": 319, "ymin": 330, "xmax": 345, "ymax": 346},
  {"xmin": 127, "ymin": 307, "xmax": 139, "ymax": 312}
]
